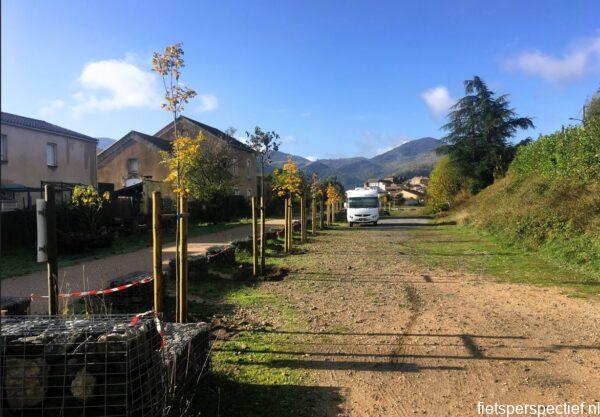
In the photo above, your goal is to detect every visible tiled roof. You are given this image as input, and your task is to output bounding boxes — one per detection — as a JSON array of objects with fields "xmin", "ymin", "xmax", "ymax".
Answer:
[
  {"xmin": 132, "ymin": 131, "xmax": 172, "ymax": 151},
  {"xmin": 1, "ymin": 112, "xmax": 98, "ymax": 143},
  {"xmin": 156, "ymin": 116, "xmax": 254, "ymax": 153}
]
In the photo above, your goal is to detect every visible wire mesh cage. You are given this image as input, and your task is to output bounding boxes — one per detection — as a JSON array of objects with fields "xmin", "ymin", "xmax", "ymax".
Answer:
[{"xmin": 1, "ymin": 314, "xmax": 165, "ymax": 417}]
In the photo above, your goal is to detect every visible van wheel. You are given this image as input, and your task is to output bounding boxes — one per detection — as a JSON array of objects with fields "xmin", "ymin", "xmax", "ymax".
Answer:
[
  {"xmin": 373, "ymin": 221, "xmax": 378, "ymax": 226},
  {"xmin": 349, "ymin": 222, "xmax": 354, "ymax": 227}
]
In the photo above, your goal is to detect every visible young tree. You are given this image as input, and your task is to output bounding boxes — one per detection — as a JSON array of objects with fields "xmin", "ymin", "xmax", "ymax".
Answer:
[
  {"xmin": 152, "ymin": 43, "xmax": 197, "ymax": 141},
  {"xmin": 426, "ymin": 156, "xmax": 464, "ymax": 212},
  {"xmin": 272, "ymin": 157, "xmax": 304, "ymax": 199},
  {"xmin": 70, "ymin": 185, "xmax": 110, "ymax": 235},
  {"xmin": 160, "ymin": 133, "xmax": 234, "ymax": 200},
  {"xmin": 442, "ymin": 76, "xmax": 534, "ymax": 193},
  {"xmin": 246, "ymin": 127, "xmax": 280, "ymax": 203},
  {"xmin": 152, "ymin": 43, "xmax": 196, "ymax": 322},
  {"xmin": 246, "ymin": 127, "xmax": 280, "ymax": 270}
]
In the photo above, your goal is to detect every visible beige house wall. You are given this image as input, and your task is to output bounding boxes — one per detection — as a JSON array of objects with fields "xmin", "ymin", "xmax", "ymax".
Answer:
[
  {"xmin": 97, "ymin": 139, "xmax": 169, "ymax": 188},
  {"xmin": 0, "ymin": 124, "xmax": 97, "ymax": 188},
  {"xmin": 156, "ymin": 119, "xmax": 257, "ymax": 197}
]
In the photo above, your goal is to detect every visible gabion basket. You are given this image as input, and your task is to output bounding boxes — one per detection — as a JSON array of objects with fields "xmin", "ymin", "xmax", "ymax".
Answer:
[{"xmin": 1, "ymin": 314, "xmax": 165, "ymax": 417}]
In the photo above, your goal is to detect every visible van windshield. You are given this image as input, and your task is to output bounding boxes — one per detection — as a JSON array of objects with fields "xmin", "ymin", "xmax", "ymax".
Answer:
[{"xmin": 348, "ymin": 197, "xmax": 378, "ymax": 208}]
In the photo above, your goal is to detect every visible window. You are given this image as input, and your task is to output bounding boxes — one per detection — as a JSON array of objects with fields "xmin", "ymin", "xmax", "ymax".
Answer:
[
  {"xmin": 232, "ymin": 158, "xmax": 238, "ymax": 175},
  {"xmin": 246, "ymin": 188, "xmax": 252, "ymax": 198},
  {"xmin": 0, "ymin": 134, "xmax": 6, "ymax": 162},
  {"xmin": 234, "ymin": 187, "xmax": 240, "ymax": 196},
  {"xmin": 348, "ymin": 197, "xmax": 379, "ymax": 208},
  {"xmin": 246, "ymin": 158, "xmax": 251, "ymax": 179},
  {"xmin": 46, "ymin": 143, "xmax": 57, "ymax": 167},
  {"xmin": 127, "ymin": 158, "xmax": 138, "ymax": 175}
]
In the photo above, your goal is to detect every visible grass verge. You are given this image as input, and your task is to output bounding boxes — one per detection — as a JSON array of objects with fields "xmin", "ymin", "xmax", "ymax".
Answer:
[
  {"xmin": 175, "ymin": 238, "xmax": 330, "ymax": 416},
  {"xmin": 400, "ymin": 224, "xmax": 599, "ymax": 297}
]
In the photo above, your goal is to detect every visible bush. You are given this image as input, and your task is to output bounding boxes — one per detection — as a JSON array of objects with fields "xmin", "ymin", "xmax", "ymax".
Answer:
[
  {"xmin": 426, "ymin": 156, "xmax": 465, "ymax": 212},
  {"xmin": 511, "ymin": 119, "xmax": 600, "ymax": 182}
]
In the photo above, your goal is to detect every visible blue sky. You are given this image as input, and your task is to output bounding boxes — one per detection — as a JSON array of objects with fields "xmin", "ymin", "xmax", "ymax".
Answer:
[{"xmin": 2, "ymin": 1, "xmax": 599, "ymax": 160}]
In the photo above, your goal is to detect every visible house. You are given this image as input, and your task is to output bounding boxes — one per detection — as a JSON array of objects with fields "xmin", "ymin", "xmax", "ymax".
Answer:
[
  {"xmin": 365, "ymin": 178, "xmax": 392, "ymax": 192},
  {"xmin": 398, "ymin": 188, "xmax": 424, "ymax": 205},
  {"xmin": 97, "ymin": 116, "xmax": 257, "ymax": 198},
  {"xmin": 0, "ymin": 112, "xmax": 98, "ymax": 210},
  {"xmin": 407, "ymin": 176, "xmax": 429, "ymax": 187}
]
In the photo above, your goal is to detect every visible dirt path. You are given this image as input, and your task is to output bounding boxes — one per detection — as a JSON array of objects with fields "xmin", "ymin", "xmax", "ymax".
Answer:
[
  {"xmin": 255, "ymin": 219, "xmax": 600, "ymax": 416},
  {"xmin": 1, "ymin": 220, "xmax": 283, "ymax": 313}
]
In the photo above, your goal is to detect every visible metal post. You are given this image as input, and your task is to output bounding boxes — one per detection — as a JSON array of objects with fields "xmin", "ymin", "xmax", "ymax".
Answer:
[
  {"xmin": 152, "ymin": 191, "xmax": 163, "ymax": 314},
  {"xmin": 178, "ymin": 195, "xmax": 188, "ymax": 323},
  {"xmin": 45, "ymin": 185, "xmax": 58, "ymax": 315}
]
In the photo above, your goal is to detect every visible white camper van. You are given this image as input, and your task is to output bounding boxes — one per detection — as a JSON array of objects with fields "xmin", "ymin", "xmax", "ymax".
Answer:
[{"xmin": 345, "ymin": 188, "xmax": 379, "ymax": 227}]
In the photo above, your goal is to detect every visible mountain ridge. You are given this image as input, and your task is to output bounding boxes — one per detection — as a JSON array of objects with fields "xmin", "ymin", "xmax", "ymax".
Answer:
[{"xmin": 270, "ymin": 137, "xmax": 442, "ymax": 188}]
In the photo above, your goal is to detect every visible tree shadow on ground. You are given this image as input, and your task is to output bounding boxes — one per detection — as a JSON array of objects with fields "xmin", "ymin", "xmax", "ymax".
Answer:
[{"xmin": 183, "ymin": 375, "xmax": 344, "ymax": 417}]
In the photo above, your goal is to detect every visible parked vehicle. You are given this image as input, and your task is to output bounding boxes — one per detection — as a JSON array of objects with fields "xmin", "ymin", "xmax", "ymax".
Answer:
[{"xmin": 345, "ymin": 188, "xmax": 379, "ymax": 227}]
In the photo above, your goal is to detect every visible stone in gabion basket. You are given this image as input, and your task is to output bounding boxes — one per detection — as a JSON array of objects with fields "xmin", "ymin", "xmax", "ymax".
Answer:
[{"xmin": 1, "ymin": 315, "xmax": 164, "ymax": 417}]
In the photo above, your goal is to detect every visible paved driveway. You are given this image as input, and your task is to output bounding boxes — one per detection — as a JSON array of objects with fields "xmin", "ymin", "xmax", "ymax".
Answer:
[{"xmin": 1, "ymin": 220, "xmax": 283, "ymax": 313}]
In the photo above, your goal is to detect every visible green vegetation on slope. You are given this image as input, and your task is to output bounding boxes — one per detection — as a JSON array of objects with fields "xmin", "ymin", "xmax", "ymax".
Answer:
[
  {"xmin": 454, "ymin": 120, "xmax": 600, "ymax": 273},
  {"xmin": 400, "ymin": 225, "xmax": 599, "ymax": 297}
]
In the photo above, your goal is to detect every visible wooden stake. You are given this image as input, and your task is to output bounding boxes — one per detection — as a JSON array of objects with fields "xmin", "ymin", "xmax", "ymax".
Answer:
[
  {"xmin": 152, "ymin": 191, "xmax": 163, "ymax": 314},
  {"xmin": 178, "ymin": 195, "xmax": 188, "ymax": 323},
  {"xmin": 283, "ymin": 198, "xmax": 288, "ymax": 252},
  {"xmin": 44, "ymin": 185, "xmax": 58, "ymax": 315},
  {"xmin": 300, "ymin": 197, "xmax": 306, "ymax": 243},
  {"xmin": 319, "ymin": 198, "xmax": 324, "ymax": 229},
  {"xmin": 288, "ymin": 198, "xmax": 293, "ymax": 251},
  {"xmin": 311, "ymin": 197, "xmax": 316, "ymax": 234},
  {"xmin": 251, "ymin": 196, "xmax": 258, "ymax": 277},
  {"xmin": 260, "ymin": 196, "xmax": 266, "ymax": 274}
]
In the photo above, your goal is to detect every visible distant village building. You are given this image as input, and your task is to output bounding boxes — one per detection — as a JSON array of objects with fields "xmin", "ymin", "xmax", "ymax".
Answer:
[
  {"xmin": 398, "ymin": 188, "xmax": 425, "ymax": 205},
  {"xmin": 0, "ymin": 112, "xmax": 98, "ymax": 210},
  {"xmin": 97, "ymin": 116, "xmax": 257, "ymax": 198}
]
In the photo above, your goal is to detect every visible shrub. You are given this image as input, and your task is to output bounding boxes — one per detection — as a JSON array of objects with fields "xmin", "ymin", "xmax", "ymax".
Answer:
[
  {"xmin": 426, "ymin": 156, "xmax": 465, "ymax": 212},
  {"xmin": 511, "ymin": 119, "xmax": 600, "ymax": 182}
]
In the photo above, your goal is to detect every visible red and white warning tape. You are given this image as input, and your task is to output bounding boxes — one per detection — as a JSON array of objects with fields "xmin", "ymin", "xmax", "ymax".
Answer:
[
  {"xmin": 29, "ymin": 244, "xmax": 232, "ymax": 301},
  {"xmin": 30, "ymin": 275, "xmax": 153, "ymax": 300}
]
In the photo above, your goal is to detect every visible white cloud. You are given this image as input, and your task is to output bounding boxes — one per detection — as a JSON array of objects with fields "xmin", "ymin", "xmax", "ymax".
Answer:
[
  {"xmin": 71, "ymin": 59, "xmax": 161, "ymax": 115},
  {"xmin": 421, "ymin": 86, "xmax": 456, "ymax": 119},
  {"xmin": 306, "ymin": 155, "xmax": 317, "ymax": 162},
  {"xmin": 300, "ymin": 112, "xmax": 311, "ymax": 118},
  {"xmin": 504, "ymin": 36, "xmax": 600, "ymax": 82},
  {"xmin": 38, "ymin": 99, "xmax": 66, "ymax": 118},
  {"xmin": 197, "ymin": 94, "xmax": 219, "ymax": 112}
]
